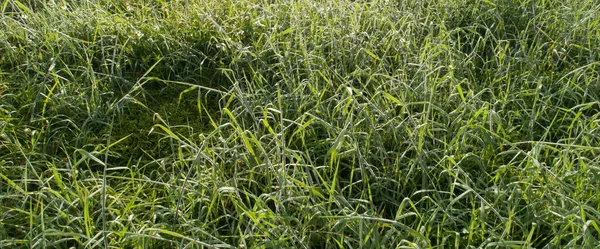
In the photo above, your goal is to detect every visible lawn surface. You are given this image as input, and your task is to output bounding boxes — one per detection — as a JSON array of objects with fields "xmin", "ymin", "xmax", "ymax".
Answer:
[{"xmin": 1, "ymin": 0, "xmax": 599, "ymax": 248}]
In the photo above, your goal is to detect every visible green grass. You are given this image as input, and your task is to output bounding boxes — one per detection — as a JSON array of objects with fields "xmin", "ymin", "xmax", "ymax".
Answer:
[{"xmin": 1, "ymin": 0, "xmax": 599, "ymax": 248}]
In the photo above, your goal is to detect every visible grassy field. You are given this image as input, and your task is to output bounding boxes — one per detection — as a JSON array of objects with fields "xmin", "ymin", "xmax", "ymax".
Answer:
[{"xmin": 1, "ymin": 0, "xmax": 599, "ymax": 248}]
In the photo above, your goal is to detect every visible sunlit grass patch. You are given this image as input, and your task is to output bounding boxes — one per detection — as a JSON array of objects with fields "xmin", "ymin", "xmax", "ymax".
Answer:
[{"xmin": 1, "ymin": 0, "xmax": 599, "ymax": 248}]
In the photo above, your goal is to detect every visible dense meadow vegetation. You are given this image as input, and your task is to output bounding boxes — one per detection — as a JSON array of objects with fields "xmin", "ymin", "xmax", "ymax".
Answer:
[{"xmin": 1, "ymin": 0, "xmax": 599, "ymax": 248}]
